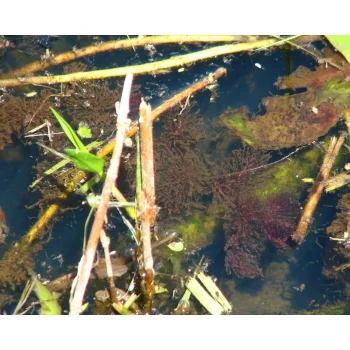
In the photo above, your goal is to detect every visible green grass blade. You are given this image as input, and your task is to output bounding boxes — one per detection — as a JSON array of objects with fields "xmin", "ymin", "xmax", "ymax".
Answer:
[
  {"xmin": 27, "ymin": 268, "xmax": 62, "ymax": 315},
  {"xmin": 64, "ymin": 148, "xmax": 105, "ymax": 176},
  {"xmin": 50, "ymin": 107, "xmax": 87, "ymax": 151}
]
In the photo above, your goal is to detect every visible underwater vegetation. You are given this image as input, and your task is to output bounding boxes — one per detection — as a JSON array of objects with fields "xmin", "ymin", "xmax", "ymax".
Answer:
[
  {"xmin": 325, "ymin": 192, "xmax": 350, "ymax": 294},
  {"xmin": 154, "ymin": 107, "xmax": 210, "ymax": 218},
  {"xmin": 219, "ymin": 98, "xmax": 338, "ymax": 150},
  {"xmin": 1, "ymin": 35, "xmax": 350, "ymax": 314},
  {"xmin": 219, "ymin": 47, "xmax": 350, "ymax": 151},
  {"xmin": 119, "ymin": 101, "xmax": 302, "ymax": 279},
  {"xmin": 223, "ymin": 194, "xmax": 299, "ymax": 278},
  {"xmin": 151, "ymin": 107, "xmax": 303, "ymax": 278}
]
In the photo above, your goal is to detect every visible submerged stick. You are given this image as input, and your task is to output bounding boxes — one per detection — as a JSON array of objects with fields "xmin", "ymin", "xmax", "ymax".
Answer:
[
  {"xmin": 2, "ymin": 35, "xmax": 254, "ymax": 78},
  {"xmin": 0, "ymin": 40, "xmax": 273, "ymax": 87},
  {"xmin": 70, "ymin": 73, "xmax": 133, "ymax": 315},
  {"xmin": 15, "ymin": 178, "xmax": 78, "ymax": 247},
  {"xmin": 292, "ymin": 133, "xmax": 346, "ymax": 244},
  {"xmin": 139, "ymin": 99, "xmax": 156, "ymax": 312},
  {"xmin": 99, "ymin": 229, "xmax": 127, "ymax": 313}
]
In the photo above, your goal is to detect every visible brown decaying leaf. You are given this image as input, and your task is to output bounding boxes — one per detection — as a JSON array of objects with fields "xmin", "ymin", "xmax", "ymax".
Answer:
[{"xmin": 220, "ymin": 90, "xmax": 338, "ymax": 150}]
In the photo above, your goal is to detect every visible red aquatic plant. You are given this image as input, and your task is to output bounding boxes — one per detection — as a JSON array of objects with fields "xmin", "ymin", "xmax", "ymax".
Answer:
[
  {"xmin": 222, "ymin": 191, "xmax": 265, "ymax": 279},
  {"xmin": 211, "ymin": 146, "xmax": 270, "ymax": 205},
  {"xmin": 222, "ymin": 194, "xmax": 298, "ymax": 278},
  {"xmin": 212, "ymin": 146, "xmax": 299, "ymax": 277},
  {"xmin": 224, "ymin": 225, "xmax": 263, "ymax": 279},
  {"xmin": 261, "ymin": 195, "xmax": 299, "ymax": 249}
]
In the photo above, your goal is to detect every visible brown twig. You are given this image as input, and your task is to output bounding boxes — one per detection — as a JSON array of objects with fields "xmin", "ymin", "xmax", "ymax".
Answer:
[
  {"xmin": 1, "ymin": 36, "xmax": 254, "ymax": 79},
  {"xmin": 334, "ymin": 263, "xmax": 350, "ymax": 272},
  {"xmin": 292, "ymin": 133, "xmax": 346, "ymax": 244},
  {"xmin": 99, "ymin": 229, "xmax": 118, "ymax": 304},
  {"xmin": 139, "ymin": 98, "xmax": 156, "ymax": 312},
  {"xmin": 69, "ymin": 73, "xmax": 133, "ymax": 315},
  {"xmin": 98, "ymin": 230, "xmax": 133, "ymax": 314}
]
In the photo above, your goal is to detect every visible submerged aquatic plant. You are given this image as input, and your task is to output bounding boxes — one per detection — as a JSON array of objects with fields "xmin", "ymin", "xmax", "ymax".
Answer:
[
  {"xmin": 327, "ymin": 192, "xmax": 350, "ymax": 261},
  {"xmin": 157, "ymin": 107, "xmax": 205, "ymax": 155},
  {"xmin": 152, "ymin": 106, "xmax": 210, "ymax": 218},
  {"xmin": 225, "ymin": 230, "xmax": 263, "ymax": 279},
  {"xmin": 60, "ymin": 63, "xmax": 141, "ymax": 139},
  {"xmin": 223, "ymin": 193, "xmax": 298, "ymax": 278},
  {"xmin": 0, "ymin": 89, "xmax": 58, "ymax": 150},
  {"xmin": 261, "ymin": 195, "xmax": 299, "ymax": 249},
  {"xmin": 209, "ymin": 146, "xmax": 298, "ymax": 278},
  {"xmin": 155, "ymin": 151, "xmax": 210, "ymax": 217}
]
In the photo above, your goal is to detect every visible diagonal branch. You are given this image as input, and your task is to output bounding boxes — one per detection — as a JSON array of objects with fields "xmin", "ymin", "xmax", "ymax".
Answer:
[
  {"xmin": 69, "ymin": 73, "xmax": 133, "ymax": 315},
  {"xmin": 292, "ymin": 133, "xmax": 346, "ymax": 244}
]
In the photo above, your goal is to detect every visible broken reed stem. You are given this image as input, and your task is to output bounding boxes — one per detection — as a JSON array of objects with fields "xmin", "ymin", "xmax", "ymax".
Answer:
[
  {"xmin": 99, "ymin": 230, "xmax": 131, "ymax": 314},
  {"xmin": 2, "ymin": 36, "xmax": 255, "ymax": 78},
  {"xmin": 14, "ymin": 68, "xmax": 226, "ymax": 255},
  {"xmin": 139, "ymin": 98, "xmax": 156, "ymax": 312},
  {"xmin": 0, "ymin": 41, "xmax": 272, "ymax": 87},
  {"xmin": 140, "ymin": 99, "xmax": 156, "ymax": 228},
  {"xmin": 69, "ymin": 73, "xmax": 133, "ymax": 315},
  {"xmin": 292, "ymin": 133, "xmax": 346, "ymax": 244},
  {"xmin": 99, "ymin": 229, "xmax": 118, "ymax": 304}
]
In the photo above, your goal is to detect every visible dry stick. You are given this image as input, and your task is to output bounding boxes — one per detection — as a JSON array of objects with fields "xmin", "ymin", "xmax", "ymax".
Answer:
[
  {"xmin": 2, "ymin": 35, "xmax": 256, "ymax": 78},
  {"xmin": 0, "ymin": 40, "xmax": 274, "ymax": 88},
  {"xmin": 292, "ymin": 133, "xmax": 346, "ymax": 244},
  {"xmin": 69, "ymin": 73, "xmax": 133, "ymax": 315},
  {"xmin": 99, "ymin": 229, "xmax": 118, "ymax": 304},
  {"xmin": 15, "ymin": 68, "xmax": 226, "ymax": 253},
  {"xmin": 139, "ymin": 99, "xmax": 156, "ymax": 312}
]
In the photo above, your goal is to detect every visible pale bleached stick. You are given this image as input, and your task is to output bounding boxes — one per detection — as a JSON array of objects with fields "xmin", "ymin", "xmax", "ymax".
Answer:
[{"xmin": 69, "ymin": 73, "xmax": 133, "ymax": 315}]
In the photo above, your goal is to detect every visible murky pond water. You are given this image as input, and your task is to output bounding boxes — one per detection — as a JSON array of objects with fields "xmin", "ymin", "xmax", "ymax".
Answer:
[{"xmin": 0, "ymin": 35, "xmax": 349, "ymax": 314}]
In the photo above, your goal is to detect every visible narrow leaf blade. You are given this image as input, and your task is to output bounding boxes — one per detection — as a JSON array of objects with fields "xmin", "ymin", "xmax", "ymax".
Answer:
[
  {"xmin": 64, "ymin": 149, "xmax": 104, "ymax": 176},
  {"xmin": 50, "ymin": 107, "xmax": 87, "ymax": 151}
]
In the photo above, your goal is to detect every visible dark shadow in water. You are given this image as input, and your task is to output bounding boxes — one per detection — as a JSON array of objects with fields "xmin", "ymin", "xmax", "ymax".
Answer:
[{"xmin": 0, "ymin": 139, "xmax": 40, "ymax": 240}]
